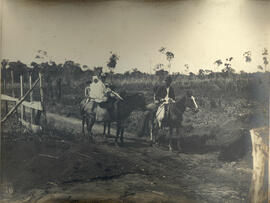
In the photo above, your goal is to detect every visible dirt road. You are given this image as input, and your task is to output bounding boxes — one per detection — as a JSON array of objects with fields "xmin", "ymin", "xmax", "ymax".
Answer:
[{"xmin": 1, "ymin": 112, "xmax": 252, "ymax": 203}]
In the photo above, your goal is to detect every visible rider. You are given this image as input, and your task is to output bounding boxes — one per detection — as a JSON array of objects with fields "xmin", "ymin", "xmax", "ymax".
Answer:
[
  {"xmin": 146, "ymin": 75, "xmax": 175, "ymax": 112},
  {"xmin": 140, "ymin": 76, "xmax": 175, "ymax": 135},
  {"xmin": 155, "ymin": 75, "xmax": 175, "ymax": 103},
  {"xmin": 86, "ymin": 75, "xmax": 111, "ymax": 114}
]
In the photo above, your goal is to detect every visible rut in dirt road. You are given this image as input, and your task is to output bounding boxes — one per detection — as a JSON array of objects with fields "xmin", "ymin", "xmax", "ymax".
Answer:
[{"xmin": 46, "ymin": 112, "xmax": 133, "ymax": 137}]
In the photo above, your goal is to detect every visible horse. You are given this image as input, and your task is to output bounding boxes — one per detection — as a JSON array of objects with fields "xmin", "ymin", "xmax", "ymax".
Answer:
[
  {"xmin": 142, "ymin": 91, "xmax": 199, "ymax": 151},
  {"xmin": 80, "ymin": 92, "xmax": 146, "ymax": 144},
  {"xmin": 80, "ymin": 96, "xmax": 116, "ymax": 137}
]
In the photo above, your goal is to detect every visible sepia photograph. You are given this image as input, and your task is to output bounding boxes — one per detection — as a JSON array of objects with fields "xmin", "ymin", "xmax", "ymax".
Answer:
[{"xmin": 0, "ymin": 0, "xmax": 269, "ymax": 202}]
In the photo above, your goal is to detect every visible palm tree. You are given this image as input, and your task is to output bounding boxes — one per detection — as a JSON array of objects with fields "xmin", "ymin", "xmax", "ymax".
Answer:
[{"xmin": 159, "ymin": 47, "xmax": 174, "ymax": 74}]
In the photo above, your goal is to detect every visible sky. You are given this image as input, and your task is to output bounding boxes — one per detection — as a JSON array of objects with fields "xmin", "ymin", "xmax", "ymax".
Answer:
[{"xmin": 1, "ymin": 0, "xmax": 270, "ymax": 73}]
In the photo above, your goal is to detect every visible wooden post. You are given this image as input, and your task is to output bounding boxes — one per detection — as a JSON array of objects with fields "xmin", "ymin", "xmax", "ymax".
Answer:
[
  {"xmin": 11, "ymin": 69, "xmax": 14, "ymax": 97},
  {"xmin": 3, "ymin": 66, "xmax": 8, "ymax": 115},
  {"xmin": 29, "ymin": 74, "xmax": 33, "ymax": 125},
  {"xmin": 3, "ymin": 64, "xmax": 6, "ymax": 94},
  {"xmin": 39, "ymin": 72, "xmax": 46, "ymax": 123},
  {"xmin": 20, "ymin": 75, "xmax": 25, "ymax": 122},
  {"xmin": 249, "ymin": 127, "xmax": 268, "ymax": 203},
  {"xmin": 0, "ymin": 68, "xmax": 2, "ymax": 187}
]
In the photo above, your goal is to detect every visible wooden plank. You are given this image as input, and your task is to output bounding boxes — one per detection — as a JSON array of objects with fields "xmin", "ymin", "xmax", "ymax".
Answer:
[
  {"xmin": 21, "ymin": 101, "xmax": 43, "ymax": 111},
  {"xmin": 1, "ymin": 94, "xmax": 42, "ymax": 110},
  {"xmin": 20, "ymin": 118, "xmax": 42, "ymax": 132},
  {"xmin": 0, "ymin": 95, "xmax": 43, "ymax": 111},
  {"xmin": 1, "ymin": 94, "xmax": 18, "ymax": 102}
]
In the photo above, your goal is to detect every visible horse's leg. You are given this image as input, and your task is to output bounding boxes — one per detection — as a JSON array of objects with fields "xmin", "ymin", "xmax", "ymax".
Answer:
[
  {"xmin": 107, "ymin": 122, "xmax": 111, "ymax": 136},
  {"xmin": 103, "ymin": 122, "xmax": 107, "ymax": 138},
  {"xmin": 168, "ymin": 126, "xmax": 173, "ymax": 152},
  {"xmin": 82, "ymin": 115, "xmax": 85, "ymax": 135},
  {"xmin": 85, "ymin": 117, "xmax": 91, "ymax": 141},
  {"xmin": 115, "ymin": 121, "xmax": 121, "ymax": 144},
  {"xmin": 150, "ymin": 120, "xmax": 153, "ymax": 142},
  {"xmin": 120, "ymin": 126, "xmax": 124, "ymax": 143},
  {"xmin": 87, "ymin": 115, "xmax": 96, "ymax": 142},
  {"xmin": 176, "ymin": 127, "xmax": 182, "ymax": 152}
]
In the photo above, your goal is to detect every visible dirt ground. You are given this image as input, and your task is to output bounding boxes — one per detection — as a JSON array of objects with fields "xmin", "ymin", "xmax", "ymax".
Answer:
[{"xmin": 0, "ymin": 111, "xmax": 253, "ymax": 203}]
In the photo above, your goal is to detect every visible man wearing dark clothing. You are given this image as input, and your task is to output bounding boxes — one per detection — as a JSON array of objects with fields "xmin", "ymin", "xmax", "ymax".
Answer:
[
  {"xmin": 155, "ymin": 76, "xmax": 175, "ymax": 102},
  {"xmin": 139, "ymin": 76, "xmax": 175, "ymax": 136}
]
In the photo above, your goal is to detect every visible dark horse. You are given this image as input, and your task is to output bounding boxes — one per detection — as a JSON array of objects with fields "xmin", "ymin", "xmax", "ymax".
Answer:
[
  {"xmin": 80, "ymin": 92, "xmax": 146, "ymax": 144},
  {"xmin": 142, "ymin": 91, "xmax": 198, "ymax": 151}
]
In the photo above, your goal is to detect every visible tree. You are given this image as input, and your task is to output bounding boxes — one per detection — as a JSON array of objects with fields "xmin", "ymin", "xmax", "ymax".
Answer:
[
  {"xmin": 131, "ymin": 68, "xmax": 142, "ymax": 78},
  {"xmin": 198, "ymin": 69, "xmax": 205, "ymax": 79},
  {"xmin": 240, "ymin": 70, "xmax": 246, "ymax": 75},
  {"xmin": 107, "ymin": 52, "xmax": 119, "ymax": 73},
  {"xmin": 214, "ymin": 59, "xmax": 223, "ymax": 66},
  {"xmin": 184, "ymin": 64, "xmax": 189, "ymax": 75},
  {"xmin": 159, "ymin": 47, "xmax": 174, "ymax": 73},
  {"xmin": 154, "ymin": 63, "xmax": 164, "ymax": 71},
  {"xmin": 262, "ymin": 48, "xmax": 269, "ymax": 71},
  {"xmin": 221, "ymin": 57, "xmax": 235, "ymax": 77},
  {"xmin": 243, "ymin": 51, "xmax": 252, "ymax": 63},
  {"xmin": 165, "ymin": 51, "xmax": 174, "ymax": 73},
  {"xmin": 189, "ymin": 72, "xmax": 195, "ymax": 79},
  {"xmin": 214, "ymin": 59, "xmax": 223, "ymax": 72},
  {"xmin": 107, "ymin": 52, "xmax": 119, "ymax": 83}
]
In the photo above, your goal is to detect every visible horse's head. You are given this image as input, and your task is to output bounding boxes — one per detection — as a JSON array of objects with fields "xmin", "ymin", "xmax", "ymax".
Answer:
[{"xmin": 185, "ymin": 91, "xmax": 199, "ymax": 113}]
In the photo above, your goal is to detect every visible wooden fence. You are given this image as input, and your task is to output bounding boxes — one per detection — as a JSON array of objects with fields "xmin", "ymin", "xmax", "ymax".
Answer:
[{"xmin": 1, "ymin": 71, "xmax": 46, "ymax": 132}]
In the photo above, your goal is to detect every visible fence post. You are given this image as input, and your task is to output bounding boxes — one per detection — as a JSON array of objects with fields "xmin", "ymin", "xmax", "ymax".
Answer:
[
  {"xmin": 3, "ymin": 66, "xmax": 8, "ymax": 115},
  {"xmin": 29, "ymin": 74, "xmax": 33, "ymax": 125},
  {"xmin": 0, "ymin": 67, "xmax": 2, "ymax": 189},
  {"xmin": 39, "ymin": 72, "xmax": 46, "ymax": 124},
  {"xmin": 11, "ymin": 69, "xmax": 14, "ymax": 98},
  {"xmin": 20, "ymin": 75, "xmax": 25, "ymax": 123}
]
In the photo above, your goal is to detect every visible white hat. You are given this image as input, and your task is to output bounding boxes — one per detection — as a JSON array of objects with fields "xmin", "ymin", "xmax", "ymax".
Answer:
[{"xmin": 92, "ymin": 75, "xmax": 99, "ymax": 80}]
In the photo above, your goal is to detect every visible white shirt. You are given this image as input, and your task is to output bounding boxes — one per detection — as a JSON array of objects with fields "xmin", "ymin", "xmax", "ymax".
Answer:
[{"xmin": 89, "ymin": 80, "xmax": 108, "ymax": 102}]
